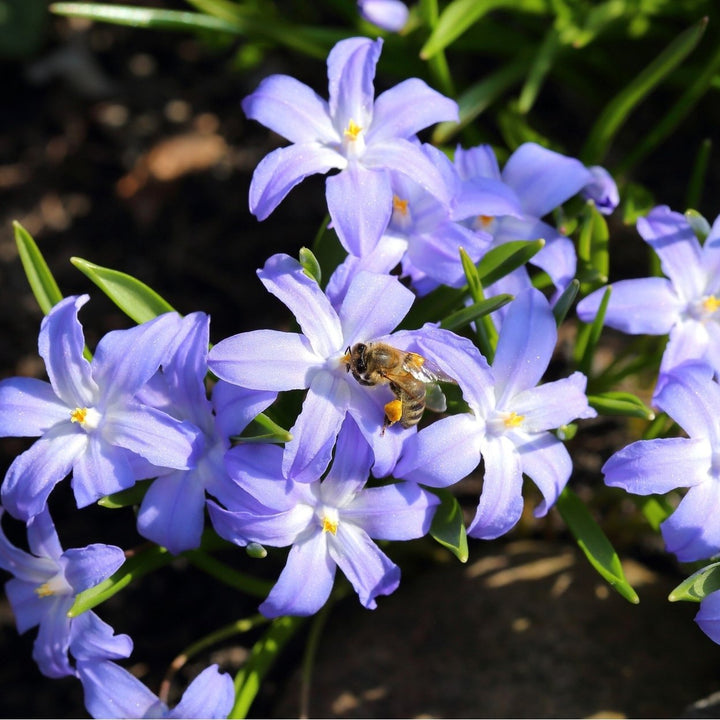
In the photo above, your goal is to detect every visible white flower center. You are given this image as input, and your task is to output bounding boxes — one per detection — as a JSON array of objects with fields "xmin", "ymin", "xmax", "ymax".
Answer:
[{"xmin": 70, "ymin": 406, "xmax": 102, "ymax": 432}]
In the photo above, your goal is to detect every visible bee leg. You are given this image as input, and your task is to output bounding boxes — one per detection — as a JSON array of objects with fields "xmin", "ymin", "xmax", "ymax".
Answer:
[{"xmin": 383, "ymin": 399, "xmax": 403, "ymax": 433}]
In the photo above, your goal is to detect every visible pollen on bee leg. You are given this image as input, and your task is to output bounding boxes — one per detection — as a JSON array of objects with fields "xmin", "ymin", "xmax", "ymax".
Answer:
[{"xmin": 384, "ymin": 399, "xmax": 403, "ymax": 425}]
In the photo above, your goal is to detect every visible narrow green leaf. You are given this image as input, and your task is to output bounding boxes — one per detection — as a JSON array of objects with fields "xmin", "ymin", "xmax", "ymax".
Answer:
[
  {"xmin": 71, "ymin": 257, "xmax": 176, "ymax": 324},
  {"xmin": 556, "ymin": 487, "xmax": 639, "ymax": 604},
  {"xmin": 476, "ymin": 239, "xmax": 545, "ymax": 287},
  {"xmin": 69, "ymin": 544, "xmax": 171, "ymax": 616},
  {"xmin": 230, "ymin": 615, "xmax": 306, "ymax": 719},
  {"xmin": 685, "ymin": 209, "xmax": 711, "ymax": 244},
  {"xmin": 686, "ymin": 139, "xmax": 712, "ymax": 212},
  {"xmin": 98, "ymin": 479, "xmax": 153, "ymax": 509},
  {"xmin": 582, "ymin": 17, "xmax": 708, "ymax": 165},
  {"xmin": 429, "ymin": 488, "xmax": 469, "ymax": 563},
  {"xmin": 577, "ymin": 202, "xmax": 609, "ymax": 289},
  {"xmin": 420, "ymin": 0, "xmax": 545, "ymax": 59},
  {"xmin": 576, "ymin": 286, "xmax": 611, "ymax": 375},
  {"xmin": 14, "ymin": 221, "xmax": 63, "ymax": 315},
  {"xmin": 440, "ymin": 294, "xmax": 513, "ymax": 332},
  {"xmin": 239, "ymin": 412, "xmax": 292, "ymax": 444},
  {"xmin": 50, "ymin": 3, "xmax": 245, "ymax": 33},
  {"xmin": 552, "ymin": 279, "xmax": 579, "ymax": 326},
  {"xmin": 517, "ymin": 26, "xmax": 561, "ymax": 114},
  {"xmin": 459, "ymin": 247, "xmax": 497, "ymax": 361},
  {"xmin": 637, "ymin": 495, "xmax": 674, "ymax": 532},
  {"xmin": 669, "ymin": 561, "xmax": 720, "ymax": 603},
  {"xmin": 587, "ymin": 391, "xmax": 655, "ymax": 420},
  {"xmin": 298, "ymin": 247, "xmax": 322, "ymax": 285}
]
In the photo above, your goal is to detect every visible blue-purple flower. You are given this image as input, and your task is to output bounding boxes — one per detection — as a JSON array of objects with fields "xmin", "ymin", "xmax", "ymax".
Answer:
[
  {"xmin": 77, "ymin": 661, "xmax": 234, "ymax": 719},
  {"xmin": 209, "ymin": 253, "xmax": 423, "ymax": 482},
  {"xmin": 134, "ymin": 312, "xmax": 276, "ymax": 554},
  {"xmin": 208, "ymin": 416, "xmax": 439, "ymax": 617},
  {"xmin": 243, "ymin": 36, "xmax": 458, "ymax": 256},
  {"xmin": 394, "ymin": 288, "xmax": 595, "ymax": 538},
  {"xmin": 0, "ymin": 296, "xmax": 200, "ymax": 520},
  {"xmin": 577, "ymin": 206, "xmax": 720, "ymax": 396},
  {"xmin": 358, "ymin": 0, "xmax": 409, "ymax": 31},
  {"xmin": 602, "ymin": 362, "xmax": 720, "ymax": 563},
  {"xmin": 0, "ymin": 507, "xmax": 128, "ymax": 677}
]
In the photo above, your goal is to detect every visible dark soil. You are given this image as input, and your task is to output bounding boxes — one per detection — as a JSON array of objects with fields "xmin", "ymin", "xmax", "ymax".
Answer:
[{"xmin": 2, "ymin": 9, "xmax": 720, "ymax": 719}]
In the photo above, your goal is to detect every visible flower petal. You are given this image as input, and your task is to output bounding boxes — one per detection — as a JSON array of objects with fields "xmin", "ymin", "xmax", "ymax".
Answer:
[
  {"xmin": 694, "ymin": 591, "xmax": 720, "ymax": 645},
  {"xmin": 249, "ymin": 143, "xmax": 343, "ymax": 220},
  {"xmin": 69, "ymin": 610, "xmax": 133, "ymax": 662},
  {"xmin": 467, "ymin": 435, "xmax": 524, "ymax": 539},
  {"xmin": 209, "ymin": 330, "xmax": 322, "ymax": 391},
  {"xmin": 5, "ymin": 577, "xmax": 52, "ymax": 633},
  {"xmin": 321, "ymin": 415, "xmax": 374, "ymax": 503},
  {"xmin": 358, "ymin": 0, "xmax": 409, "ymax": 32},
  {"xmin": 331, "ymin": 523, "xmax": 400, "ymax": 608},
  {"xmin": 71, "ymin": 436, "xmax": 136, "ymax": 508},
  {"xmin": 33, "ymin": 595, "xmax": 74, "ymax": 678},
  {"xmin": 370, "ymin": 79, "xmax": 458, "ymax": 143},
  {"xmin": 26, "ymin": 507, "xmax": 63, "ymax": 561},
  {"xmin": 603, "ymin": 436, "xmax": 710, "ymax": 495},
  {"xmin": 515, "ymin": 432, "xmax": 571, "ymax": 516},
  {"xmin": 62, "ymin": 544, "xmax": 126, "ymax": 593},
  {"xmin": 326, "ymin": 164, "xmax": 392, "ymax": 256},
  {"xmin": 170, "ymin": 665, "xmax": 235, "ymax": 720},
  {"xmin": 576, "ymin": 277, "xmax": 681, "ymax": 334},
  {"xmin": 0, "ymin": 509, "xmax": 57, "ymax": 582},
  {"xmin": 0, "ymin": 377, "xmax": 69, "ymax": 437},
  {"xmin": 394, "ymin": 413, "xmax": 481, "ymax": 487},
  {"xmin": 258, "ymin": 253, "xmax": 343, "ymax": 357},
  {"xmin": 242, "ymin": 74, "xmax": 337, "ymax": 145},
  {"xmin": 260, "ymin": 531, "xmax": 335, "ymax": 617},
  {"xmin": 662, "ymin": 481, "xmax": 720, "ymax": 562}
]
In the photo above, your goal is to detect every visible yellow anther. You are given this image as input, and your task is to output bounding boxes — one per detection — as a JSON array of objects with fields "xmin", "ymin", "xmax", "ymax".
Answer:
[
  {"xmin": 321, "ymin": 516, "xmax": 338, "ymax": 535},
  {"xmin": 703, "ymin": 295, "xmax": 720, "ymax": 314},
  {"xmin": 344, "ymin": 119, "xmax": 362, "ymax": 141},
  {"xmin": 504, "ymin": 412, "xmax": 525, "ymax": 428},
  {"xmin": 70, "ymin": 407, "xmax": 88, "ymax": 424},
  {"xmin": 477, "ymin": 215, "xmax": 494, "ymax": 228},
  {"xmin": 35, "ymin": 583, "xmax": 54, "ymax": 598},
  {"xmin": 393, "ymin": 195, "xmax": 409, "ymax": 216}
]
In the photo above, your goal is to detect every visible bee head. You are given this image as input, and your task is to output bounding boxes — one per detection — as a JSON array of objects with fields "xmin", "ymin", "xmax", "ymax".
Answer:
[{"xmin": 349, "ymin": 343, "xmax": 367, "ymax": 374}]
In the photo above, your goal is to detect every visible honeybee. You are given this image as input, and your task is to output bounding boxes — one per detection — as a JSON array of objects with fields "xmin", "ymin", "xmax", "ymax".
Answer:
[{"xmin": 344, "ymin": 342, "xmax": 456, "ymax": 429}]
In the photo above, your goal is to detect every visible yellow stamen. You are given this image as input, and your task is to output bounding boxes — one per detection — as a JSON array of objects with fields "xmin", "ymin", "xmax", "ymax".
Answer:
[
  {"xmin": 321, "ymin": 516, "xmax": 338, "ymax": 535},
  {"xmin": 70, "ymin": 407, "xmax": 88, "ymax": 424},
  {"xmin": 393, "ymin": 195, "xmax": 409, "ymax": 216},
  {"xmin": 35, "ymin": 583, "xmax": 54, "ymax": 598},
  {"xmin": 703, "ymin": 295, "xmax": 720, "ymax": 314},
  {"xmin": 504, "ymin": 412, "xmax": 524, "ymax": 428},
  {"xmin": 477, "ymin": 215, "xmax": 494, "ymax": 228},
  {"xmin": 344, "ymin": 119, "xmax": 362, "ymax": 141}
]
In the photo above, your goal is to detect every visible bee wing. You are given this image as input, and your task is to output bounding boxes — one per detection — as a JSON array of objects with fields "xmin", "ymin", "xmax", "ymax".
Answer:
[
  {"xmin": 403, "ymin": 352, "xmax": 457, "ymax": 385},
  {"xmin": 424, "ymin": 383, "xmax": 447, "ymax": 413}
]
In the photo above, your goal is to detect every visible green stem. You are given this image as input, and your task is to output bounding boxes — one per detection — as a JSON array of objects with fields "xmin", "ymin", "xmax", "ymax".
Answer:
[{"xmin": 184, "ymin": 549, "xmax": 274, "ymax": 598}]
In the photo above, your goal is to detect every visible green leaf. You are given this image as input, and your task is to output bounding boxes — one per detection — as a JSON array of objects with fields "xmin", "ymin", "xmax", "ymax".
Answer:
[
  {"xmin": 98, "ymin": 479, "xmax": 153, "ymax": 509},
  {"xmin": 556, "ymin": 487, "xmax": 639, "ymax": 604},
  {"xmin": 669, "ymin": 562, "xmax": 720, "ymax": 603},
  {"xmin": 476, "ymin": 239, "xmax": 545, "ymax": 287},
  {"xmin": 577, "ymin": 202, "xmax": 609, "ymax": 291},
  {"xmin": 71, "ymin": 257, "xmax": 176, "ymax": 324},
  {"xmin": 14, "ymin": 221, "xmax": 63, "ymax": 315},
  {"xmin": 576, "ymin": 285, "xmax": 611, "ymax": 375},
  {"xmin": 428, "ymin": 488, "xmax": 469, "ymax": 563},
  {"xmin": 552, "ymin": 279, "xmax": 579, "ymax": 326},
  {"xmin": 637, "ymin": 495, "xmax": 673, "ymax": 532},
  {"xmin": 50, "ymin": 2, "xmax": 245, "ymax": 34},
  {"xmin": 686, "ymin": 139, "xmax": 712, "ymax": 212},
  {"xmin": 582, "ymin": 17, "xmax": 708, "ymax": 165},
  {"xmin": 230, "ymin": 615, "xmax": 306, "ymax": 719},
  {"xmin": 517, "ymin": 26, "xmax": 561, "ymax": 114},
  {"xmin": 420, "ymin": 0, "xmax": 546, "ymax": 59},
  {"xmin": 69, "ymin": 544, "xmax": 172, "ymax": 616},
  {"xmin": 238, "ymin": 412, "xmax": 292, "ymax": 444},
  {"xmin": 587, "ymin": 391, "xmax": 655, "ymax": 420},
  {"xmin": 440, "ymin": 294, "xmax": 513, "ymax": 332},
  {"xmin": 459, "ymin": 247, "xmax": 497, "ymax": 360},
  {"xmin": 298, "ymin": 247, "xmax": 322, "ymax": 285}
]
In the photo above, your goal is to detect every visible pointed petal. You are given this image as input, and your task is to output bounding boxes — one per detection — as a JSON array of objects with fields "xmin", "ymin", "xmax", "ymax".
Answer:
[
  {"xmin": 62, "ymin": 544, "xmax": 125, "ymax": 593},
  {"xmin": 249, "ymin": 143, "xmax": 343, "ymax": 220},
  {"xmin": 637, "ymin": 205, "xmax": 705, "ymax": 301},
  {"xmin": 343, "ymin": 482, "xmax": 439, "ymax": 539},
  {"xmin": 170, "ymin": 665, "xmax": 235, "ymax": 720},
  {"xmin": 0, "ymin": 509, "xmax": 57, "ymax": 582},
  {"xmin": 224, "ymin": 443, "xmax": 294, "ymax": 510},
  {"xmin": 453, "ymin": 176, "xmax": 523, "ymax": 221},
  {"xmin": 338, "ymin": 270, "xmax": 414, "ymax": 344},
  {"xmin": 39, "ymin": 295, "xmax": 96, "ymax": 407},
  {"xmin": 282, "ymin": 371, "xmax": 350, "ymax": 483},
  {"xmin": 258, "ymin": 253, "xmax": 343, "ymax": 357},
  {"xmin": 209, "ymin": 330, "xmax": 322, "ymax": 391},
  {"xmin": 69, "ymin": 610, "xmax": 133, "ymax": 662},
  {"xmin": 501, "ymin": 143, "xmax": 593, "ymax": 218},
  {"xmin": 327, "ymin": 37, "xmax": 382, "ymax": 128},
  {"xmin": 1, "ymin": 423, "xmax": 86, "ymax": 520},
  {"xmin": 662, "ymin": 481, "xmax": 720, "ymax": 562},
  {"xmin": 5, "ymin": 578, "xmax": 50, "ymax": 632},
  {"xmin": 603, "ymin": 436, "xmax": 710, "ymax": 495},
  {"xmin": 260, "ymin": 531, "xmax": 335, "ymax": 617},
  {"xmin": 492, "ymin": 288, "xmax": 556, "ymax": 403},
  {"xmin": 242, "ymin": 74, "xmax": 337, "ymax": 145},
  {"xmin": 576, "ymin": 277, "xmax": 681, "ymax": 334},
  {"xmin": 0, "ymin": 377, "xmax": 69, "ymax": 437},
  {"xmin": 26, "ymin": 507, "xmax": 63, "ymax": 560},
  {"xmin": 322, "ymin": 415, "xmax": 373, "ymax": 503},
  {"xmin": 104, "ymin": 405, "xmax": 198, "ymax": 471},
  {"xmin": 657, "ymin": 321, "xmax": 711, "ymax": 385},
  {"xmin": 370, "ymin": 79, "xmax": 458, "ymax": 142},
  {"xmin": 331, "ymin": 523, "xmax": 399, "ymax": 608},
  {"xmin": 137, "ymin": 472, "xmax": 206, "ymax": 554},
  {"xmin": 454, "ymin": 144, "xmax": 501, "ymax": 181},
  {"xmin": 33, "ymin": 596, "xmax": 74, "ymax": 678},
  {"xmin": 516, "ymin": 432, "xmax": 571, "ymax": 516},
  {"xmin": 581, "ymin": 165, "xmax": 619, "ymax": 215},
  {"xmin": 394, "ymin": 413, "xmax": 481, "ymax": 487},
  {"xmin": 212, "ymin": 381, "xmax": 277, "ymax": 439},
  {"xmin": 468, "ymin": 435, "xmax": 524, "ymax": 539},
  {"xmin": 326, "ymin": 164, "xmax": 392, "ymax": 256},
  {"xmin": 71, "ymin": 436, "xmax": 136, "ymax": 508}
]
